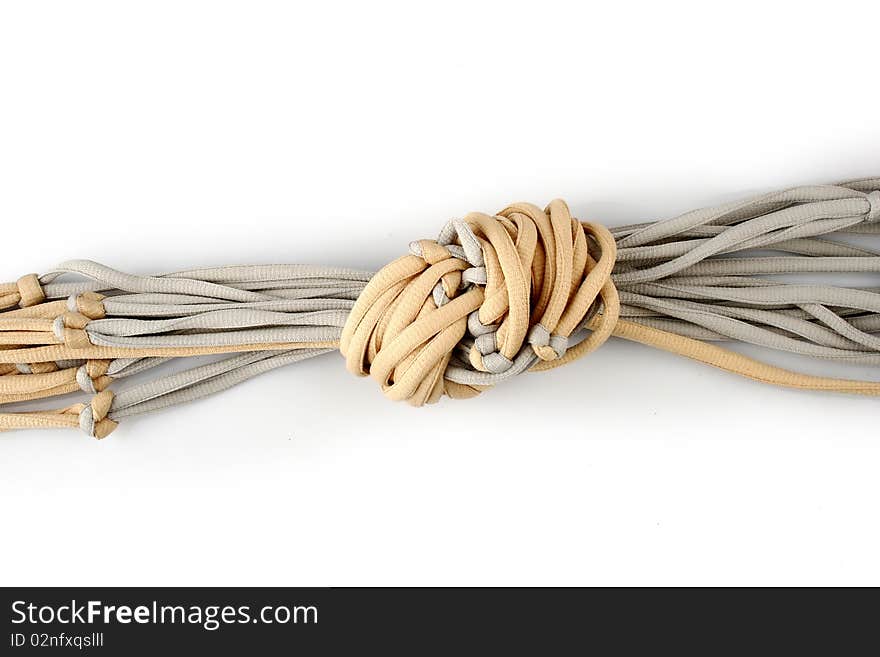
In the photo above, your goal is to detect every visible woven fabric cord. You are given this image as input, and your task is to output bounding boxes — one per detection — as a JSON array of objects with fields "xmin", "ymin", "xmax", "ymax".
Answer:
[{"xmin": 2, "ymin": 178, "xmax": 880, "ymax": 438}]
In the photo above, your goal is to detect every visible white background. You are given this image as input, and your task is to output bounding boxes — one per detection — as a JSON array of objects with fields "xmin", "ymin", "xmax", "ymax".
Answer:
[{"xmin": 1, "ymin": 0, "xmax": 879, "ymax": 586}]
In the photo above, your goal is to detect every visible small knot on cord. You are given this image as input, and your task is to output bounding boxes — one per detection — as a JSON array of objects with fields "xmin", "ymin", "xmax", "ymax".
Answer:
[
  {"xmin": 52, "ymin": 312, "xmax": 94, "ymax": 349},
  {"xmin": 340, "ymin": 199, "xmax": 620, "ymax": 405},
  {"xmin": 66, "ymin": 292, "xmax": 106, "ymax": 319},
  {"xmin": 528, "ymin": 324, "xmax": 569, "ymax": 360},
  {"xmin": 75, "ymin": 359, "xmax": 112, "ymax": 394},
  {"xmin": 866, "ymin": 191, "xmax": 880, "ymax": 223},
  {"xmin": 16, "ymin": 274, "xmax": 45, "ymax": 307},
  {"xmin": 78, "ymin": 389, "xmax": 118, "ymax": 439}
]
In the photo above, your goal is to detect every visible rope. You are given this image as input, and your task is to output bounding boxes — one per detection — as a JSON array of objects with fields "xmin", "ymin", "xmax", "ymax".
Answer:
[
  {"xmin": 339, "ymin": 201, "xmax": 618, "ymax": 403},
  {"xmin": 1, "ymin": 178, "xmax": 880, "ymax": 438}
]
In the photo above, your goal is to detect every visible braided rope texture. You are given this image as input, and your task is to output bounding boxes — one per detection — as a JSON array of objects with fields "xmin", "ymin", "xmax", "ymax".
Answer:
[{"xmin": 0, "ymin": 178, "xmax": 879, "ymax": 437}]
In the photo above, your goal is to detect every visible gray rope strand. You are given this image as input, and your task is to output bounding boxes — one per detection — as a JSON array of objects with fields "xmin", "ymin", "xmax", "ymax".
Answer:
[{"xmin": 107, "ymin": 349, "xmax": 333, "ymax": 421}]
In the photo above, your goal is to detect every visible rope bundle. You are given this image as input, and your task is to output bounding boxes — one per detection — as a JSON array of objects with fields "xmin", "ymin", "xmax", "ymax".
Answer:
[{"xmin": 2, "ymin": 178, "xmax": 880, "ymax": 438}]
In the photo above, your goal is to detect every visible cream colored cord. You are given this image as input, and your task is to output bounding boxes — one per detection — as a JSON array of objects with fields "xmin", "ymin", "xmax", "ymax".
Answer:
[{"xmin": 2, "ymin": 178, "xmax": 880, "ymax": 438}]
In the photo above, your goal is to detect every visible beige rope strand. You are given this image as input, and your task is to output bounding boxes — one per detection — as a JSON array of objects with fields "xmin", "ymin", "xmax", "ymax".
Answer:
[
  {"xmin": 0, "ymin": 409, "xmax": 83, "ymax": 432},
  {"xmin": 0, "ymin": 359, "xmax": 113, "ymax": 403},
  {"xmin": 0, "ymin": 383, "xmax": 85, "ymax": 404},
  {"xmin": 0, "ymin": 390, "xmax": 116, "ymax": 437},
  {"xmin": 611, "ymin": 318, "xmax": 880, "ymax": 395}
]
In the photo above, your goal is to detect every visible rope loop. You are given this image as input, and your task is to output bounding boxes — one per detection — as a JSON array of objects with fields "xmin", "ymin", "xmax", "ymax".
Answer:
[{"xmin": 340, "ymin": 199, "xmax": 620, "ymax": 405}]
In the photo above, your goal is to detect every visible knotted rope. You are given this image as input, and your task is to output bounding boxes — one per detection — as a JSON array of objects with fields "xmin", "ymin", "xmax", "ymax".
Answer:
[
  {"xmin": 340, "ymin": 200, "xmax": 618, "ymax": 404},
  {"xmin": 2, "ymin": 178, "xmax": 880, "ymax": 439},
  {"xmin": 0, "ymin": 274, "xmax": 45, "ymax": 310}
]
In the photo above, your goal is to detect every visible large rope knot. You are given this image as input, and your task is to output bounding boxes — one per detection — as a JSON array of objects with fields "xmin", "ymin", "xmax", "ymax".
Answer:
[{"xmin": 340, "ymin": 199, "xmax": 620, "ymax": 405}]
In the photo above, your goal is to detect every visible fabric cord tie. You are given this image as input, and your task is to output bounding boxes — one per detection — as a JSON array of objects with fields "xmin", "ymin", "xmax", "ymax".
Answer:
[
  {"xmin": 78, "ymin": 389, "xmax": 117, "ymax": 439},
  {"xmin": 75, "ymin": 360, "xmax": 112, "ymax": 394},
  {"xmin": 0, "ymin": 274, "xmax": 45, "ymax": 310},
  {"xmin": 16, "ymin": 274, "xmax": 45, "ymax": 307}
]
